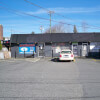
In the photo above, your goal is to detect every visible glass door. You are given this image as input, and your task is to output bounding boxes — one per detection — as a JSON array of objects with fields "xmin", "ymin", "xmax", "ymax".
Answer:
[
  {"xmin": 72, "ymin": 44, "xmax": 78, "ymax": 57},
  {"xmin": 38, "ymin": 43, "xmax": 44, "ymax": 57}
]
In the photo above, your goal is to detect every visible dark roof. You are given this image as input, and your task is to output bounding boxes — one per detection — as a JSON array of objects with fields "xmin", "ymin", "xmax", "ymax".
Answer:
[{"xmin": 10, "ymin": 33, "xmax": 100, "ymax": 43}]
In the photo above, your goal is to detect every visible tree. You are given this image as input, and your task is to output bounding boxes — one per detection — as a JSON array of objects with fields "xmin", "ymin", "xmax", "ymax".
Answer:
[
  {"xmin": 31, "ymin": 31, "xmax": 35, "ymax": 34},
  {"xmin": 3, "ymin": 37, "xmax": 5, "ymax": 40},
  {"xmin": 73, "ymin": 25, "xmax": 78, "ymax": 33},
  {"xmin": 45, "ymin": 23, "xmax": 65, "ymax": 33},
  {"xmin": 0, "ymin": 40, "xmax": 2, "ymax": 50}
]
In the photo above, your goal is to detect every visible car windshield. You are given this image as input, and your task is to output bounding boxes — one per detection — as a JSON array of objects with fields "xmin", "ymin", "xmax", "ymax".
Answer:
[{"xmin": 61, "ymin": 51, "xmax": 71, "ymax": 54}]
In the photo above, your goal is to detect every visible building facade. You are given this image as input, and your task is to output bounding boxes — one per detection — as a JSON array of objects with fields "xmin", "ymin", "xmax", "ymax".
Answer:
[
  {"xmin": 10, "ymin": 33, "xmax": 100, "ymax": 58},
  {"xmin": 0, "ymin": 25, "xmax": 3, "ymax": 40}
]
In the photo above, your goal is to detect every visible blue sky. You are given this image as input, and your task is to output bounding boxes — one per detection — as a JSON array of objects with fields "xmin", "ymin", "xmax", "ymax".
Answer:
[{"xmin": 0, "ymin": 0, "xmax": 100, "ymax": 37}]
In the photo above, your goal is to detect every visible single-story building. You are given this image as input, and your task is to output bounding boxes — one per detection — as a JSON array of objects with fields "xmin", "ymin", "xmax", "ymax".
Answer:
[{"xmin": 10, "ymin": 33, "xmax": 100, "ymax": 58}]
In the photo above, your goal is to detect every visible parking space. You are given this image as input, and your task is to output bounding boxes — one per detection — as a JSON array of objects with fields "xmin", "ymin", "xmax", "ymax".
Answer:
[{"xmin": 0, "ymin": 58, "xmax": 100, "ymax": 100}]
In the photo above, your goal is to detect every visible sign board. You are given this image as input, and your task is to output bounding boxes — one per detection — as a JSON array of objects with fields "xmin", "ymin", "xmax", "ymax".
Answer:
[
  {"xmin": 19, "ymin": 44, "xmax": 36, "ymax": 54},
  {"xmin": 55, "ymin": 47, "xmax": 61, "ymax": 53}
]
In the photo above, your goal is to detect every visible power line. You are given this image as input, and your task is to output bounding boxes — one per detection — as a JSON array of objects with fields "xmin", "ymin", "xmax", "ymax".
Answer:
[
  {"xmin": 24, "ymin": 0, "xmax": 100, "ymax": 30},
  {"xmin": 24, "ymin": 0, "xmax": 72, "ymax": 20},
  {"xmin": 0, "ymin": 4, "xmax": 50, "ymax": 21},
  {"xmin": 0, "ymin": 0, "xmax": 100, "ymax": 29},
  {"xmin": 0, "ymin": 2, "xmax": 51, "ymax": 26},
  {"xmin": 0, "ymin": 5, "xmax": 71, "ymax": 26},
  {"xmin": 1, "ymin": 4, "xmax": 100, "ymax": 30},
  {"xmin": 86, "ymin": 24, "xmax": 100, "ymax": 29},
  {"xmin": 24, "ymin": 0, "xmax": 49, "ymax": 12},
  {"xmin": 11, "ymin": 29, "xmax": 30, "ymax": 34},
  {"xmin": 24, "ymin": 0, "xmax": 55, "ymax": 33}
]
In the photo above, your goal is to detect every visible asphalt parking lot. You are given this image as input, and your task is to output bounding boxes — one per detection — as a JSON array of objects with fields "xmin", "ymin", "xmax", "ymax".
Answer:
[{"xmin": 0, "ymin": 58, "xmax": 100, "ymax": 100}]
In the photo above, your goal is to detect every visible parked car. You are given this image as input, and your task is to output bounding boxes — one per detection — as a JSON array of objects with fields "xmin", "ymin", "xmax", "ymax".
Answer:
[{"xmin": 59, "ymin": 49, "xmax": 74, "ymax": 61}]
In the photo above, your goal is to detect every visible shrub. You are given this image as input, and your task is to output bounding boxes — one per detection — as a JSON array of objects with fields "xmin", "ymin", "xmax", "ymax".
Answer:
[{"xmin": 0, "ymin": 40, "xmax": 2, "ymax": 50}]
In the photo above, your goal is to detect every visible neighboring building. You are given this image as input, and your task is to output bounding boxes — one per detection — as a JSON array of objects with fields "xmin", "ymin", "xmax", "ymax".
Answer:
[
  {"xmin": 0, "ymin": 25, "xmax": 3, "ymax": 40},
  {"xmin": 10, "ymin": 33, "xmax": 100, "ymax": 58},
  {"xmin": 3, "ymin": 37, "xmax": 11, "ymax": 50},
  {"xmin": 4, "ymin": 37, "xmax": 10, "ymax": 41}
]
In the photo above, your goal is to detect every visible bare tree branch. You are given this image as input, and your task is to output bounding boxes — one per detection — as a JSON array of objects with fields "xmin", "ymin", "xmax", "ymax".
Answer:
[{"xmin": 45, "ymin": 23, "xmax": 66, "ymax": 33}]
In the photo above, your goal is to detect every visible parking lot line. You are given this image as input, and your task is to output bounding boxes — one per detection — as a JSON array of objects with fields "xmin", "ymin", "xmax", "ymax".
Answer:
[
  {"xmin": 74, "ymin": 59, "xmax": 75, "ymax": 62},
  {"xmin": 92, "ymin": 59, "xmax": 100, "ymax": 62}
]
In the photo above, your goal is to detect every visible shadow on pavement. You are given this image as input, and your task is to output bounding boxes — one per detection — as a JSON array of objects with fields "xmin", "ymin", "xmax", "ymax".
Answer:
[
  {"xmin": 51, "ymin": 58, "xmax": 72, "ymax": 62},
  {"xmin": 86, "ymin": 56, "xmax": 100, "ymax": 60}
]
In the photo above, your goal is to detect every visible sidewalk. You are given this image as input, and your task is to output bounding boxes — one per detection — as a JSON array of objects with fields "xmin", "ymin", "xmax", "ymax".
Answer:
[{"xmin": 0, "ymin": 57, "xmax": 40, "ymax": 63}]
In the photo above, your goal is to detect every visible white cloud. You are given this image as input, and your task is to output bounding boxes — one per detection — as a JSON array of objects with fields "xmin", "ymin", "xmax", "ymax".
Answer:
[
  {"xmin": 53, "ymin": 7, "xmax": 100, "ymax": 13},
  {"xmin": 27, "ymin": 6, "xmax": 100, "ymax": 15}
]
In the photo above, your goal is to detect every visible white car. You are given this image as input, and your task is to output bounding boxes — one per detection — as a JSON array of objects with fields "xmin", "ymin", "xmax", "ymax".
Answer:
[{"xmin": 59, "ymin": 49, "xmax": 74, "ymax": 61}]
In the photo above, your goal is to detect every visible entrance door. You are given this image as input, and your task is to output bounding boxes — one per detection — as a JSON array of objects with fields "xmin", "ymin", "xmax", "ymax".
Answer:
[
  {"xmin": 38, "ymin": 43, "xmax": 44, "ymax": 57},
  {"xmin": 72, "ymin": 44, "xmax": 78, "ymax": 57},
  {"xmin": 82, "ymin": 43, "xmax": 88, "ymax": 56}
]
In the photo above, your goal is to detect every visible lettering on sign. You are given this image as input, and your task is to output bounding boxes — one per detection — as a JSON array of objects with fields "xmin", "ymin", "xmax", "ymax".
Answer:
[{"xmin": 20, "ymin": 44, "xmax": 35, "ymax": 47}]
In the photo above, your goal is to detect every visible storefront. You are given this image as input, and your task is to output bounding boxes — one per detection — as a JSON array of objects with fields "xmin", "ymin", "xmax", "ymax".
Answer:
[{"xmin": 10, "ymin": 33, "xmax": 100, "ymax": 58}]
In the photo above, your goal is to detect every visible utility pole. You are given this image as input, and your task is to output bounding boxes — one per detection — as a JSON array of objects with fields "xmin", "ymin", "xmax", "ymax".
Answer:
[
  {"xmin": 11, "ymin": 29, "xmax": 12, "ymax": 34},
  {"xmin": 48, "ymin": 11, "xmax": 54, "ymax": 33},
  {"xmin": 82, "ymin": 21, "xmax": 88, "ymax": 32},
  {"xmin": 11, "ymin": 25, "xmax": 13, "ymax": 34}
]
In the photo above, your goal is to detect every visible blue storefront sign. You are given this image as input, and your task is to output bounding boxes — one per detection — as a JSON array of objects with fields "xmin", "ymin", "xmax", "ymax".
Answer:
[{"xmin": 19, "ymin": 44, "xmax": 36, "ymax": 54}]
